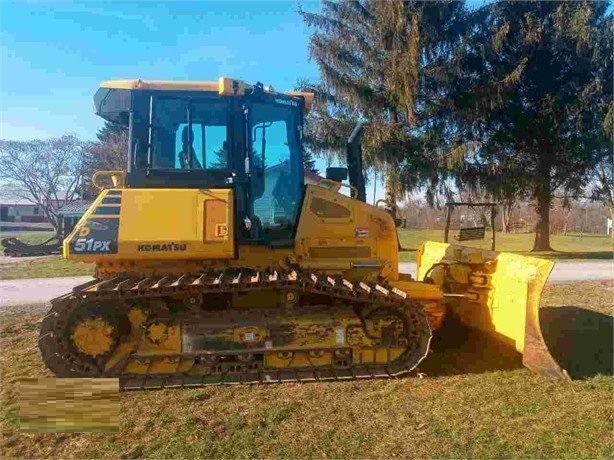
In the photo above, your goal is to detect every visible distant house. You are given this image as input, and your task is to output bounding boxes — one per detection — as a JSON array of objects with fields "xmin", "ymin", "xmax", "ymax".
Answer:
[
  {"xmin": 57, "ymin": 201, "xmax": 94, "ymax": 236},
  {"xmin": 0, "ymin": 198, "xmax": 46, "ymax": 223}
]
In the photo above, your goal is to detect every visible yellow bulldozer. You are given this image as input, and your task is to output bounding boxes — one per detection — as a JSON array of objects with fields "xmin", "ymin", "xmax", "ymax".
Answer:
[{"xmin": 39, "ymin": 78, "xmax": 566, "ymax": 389}]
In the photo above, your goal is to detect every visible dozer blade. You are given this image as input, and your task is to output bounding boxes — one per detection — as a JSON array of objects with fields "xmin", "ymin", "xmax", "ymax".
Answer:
[{"xmin": 416, "ymin": 241, "xmax": 568, "ymax": 379}]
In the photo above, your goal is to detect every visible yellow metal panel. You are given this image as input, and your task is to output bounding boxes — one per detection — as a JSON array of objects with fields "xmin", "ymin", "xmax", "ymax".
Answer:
[
  {"xmin": 118, "ymin": 189, "xmax": 233, "ymax": 259},
  {"xmin": 65, "ymin": 188, "xmax": 234, "ymax": 262},
  {"xmin": 295, "ymin": 185, "xmax": 398, "ymax": 277},
  {"xmin": 149, "ymin": 359, "xmax": 180, "ymax": 374},
  {"xmin": 100, "ymin": 79, "xmax": 219, "ymax": 92},
  {"xmin": 309, "ymin": 196, "xmax": 352, "ymax": 220},
  {"xmin": 375, "ymin": 348, "xmax": 390, "ymax": 364},
  {"xmin": 217, "ymin": 77, "xmax": 251, "ymax": 95},
  {"xmin": 285, "ymin": 91, "xmax": 315, "ymax": 112},
  {"xmin": 204, "ymin": 199, "xmax": 230, "ymax": 242},
  {"xmin": 309, "ymin": 246, "xmax": 371, "ymax": 259},
  {"xmin": 123, "ymin": 361, "xmax": 150, "ymax": 374},
  {"xmin": 358, "ymin": 349, "xmax": 375, "ymax": 364}
]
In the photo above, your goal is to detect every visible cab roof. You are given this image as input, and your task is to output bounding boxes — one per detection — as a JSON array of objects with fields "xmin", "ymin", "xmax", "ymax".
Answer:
[{"xmin": 99, "ymin": 77, "xmax": 314, "ymax": 110}]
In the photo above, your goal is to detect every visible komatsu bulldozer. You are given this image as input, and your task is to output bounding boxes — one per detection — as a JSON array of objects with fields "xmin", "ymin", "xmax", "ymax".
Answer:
[{"xmin": 39, "ymin": 78, "xmax": 566, "ymax": 389}]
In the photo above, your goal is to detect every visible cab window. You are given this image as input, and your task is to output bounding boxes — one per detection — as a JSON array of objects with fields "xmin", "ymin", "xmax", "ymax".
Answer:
[
  {"xmin": 249, "ymin": 102, "xmax": 303, "ymax": 238},
  {"xmin": 147, "ymin": 96, "xmax": 228, "ymax": 170}
]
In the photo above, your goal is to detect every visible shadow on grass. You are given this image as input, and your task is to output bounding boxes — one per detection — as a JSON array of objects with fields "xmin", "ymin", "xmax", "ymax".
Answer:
[
  {"xmin": 540, "ymin": 306, "xmax": 613, "ymax": 378},
  {"xmin": 418, "ymin": 316, "xmax": 524, "ymax": 377},
  {"xmin": 420, "ymin": 307, "xmax": 613, "ymax": 378},
  {"xmin": 514, "ymin": 251, "xmax": 613, "ymax": 260}
]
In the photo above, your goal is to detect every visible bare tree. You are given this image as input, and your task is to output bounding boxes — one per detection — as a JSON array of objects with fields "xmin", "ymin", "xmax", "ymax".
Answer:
[
  {"xmin": 0, "ymin": 135, "xmax": 87, "ymax": 232},
  {"xmin": 589, "ymin": 156, "xmax": 613, "ymax": 224},
  {"xmin": 82, "ymin": 130, "xmax": 128, "ymax": 199}
]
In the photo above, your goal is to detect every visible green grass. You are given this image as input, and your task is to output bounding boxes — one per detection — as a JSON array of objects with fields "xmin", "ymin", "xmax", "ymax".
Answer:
[
  {"xmin": 0, "ymin": 231, "xmax": 94, "ymax": 280},
  {"xmin": 0, "ymin": 231, "xmax": 56, "ymax": 245},
  {"xmin": 1, "ymin": 281, "xmax": 612, "ymax": 458},
  {"xmin": 0, "ymin": 257, "xmax": 94, "ymax": 280},
  {"xmin": 399, "ymin": 229, "xmax": 613, "ymax": 262}
]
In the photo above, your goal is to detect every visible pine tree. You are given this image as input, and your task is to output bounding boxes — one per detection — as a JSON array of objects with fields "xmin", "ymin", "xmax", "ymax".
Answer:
[
  {"xmin": 299, "ymin": 0, "xmax": 470, "ymax": 205},
  {"xmin": 82, "ymin": 121, "xmax": 129, "ymax": 199},
  {"xmin": 452, "ymin": 1, "xmax": 612, "ymax": 250},
  {"xmin": 303, "ymin": 149, "xmax": 318, "ymax": 173},
  {"xmin": 209, "ymin": 145, "xmax": 228, "ymax": 169},
  {"xmin": 96, "ymin": 120, "xmax": 127, "ymax": 142},
  {"xmin": 301, "ymin": 1, "xmax": 612, "ymax": 251}
]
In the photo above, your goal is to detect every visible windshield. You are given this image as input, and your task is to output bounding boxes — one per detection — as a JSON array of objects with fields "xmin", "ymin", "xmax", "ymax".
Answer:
[
  {"xmin": 131, "ymin": 94, "xmax": 229, "ymax": 171},
  {"xmin": 249, "ymin": 101, "xmax": 303, "ymax": 236}
]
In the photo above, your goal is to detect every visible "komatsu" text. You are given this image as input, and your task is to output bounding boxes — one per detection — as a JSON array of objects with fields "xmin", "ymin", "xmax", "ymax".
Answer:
[{"xmin": 137, "ymin": 243, "xmax": 187, "ymax": 252}]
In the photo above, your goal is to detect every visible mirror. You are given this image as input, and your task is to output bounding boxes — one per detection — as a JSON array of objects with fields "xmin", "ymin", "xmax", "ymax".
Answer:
[{"xmin": 326, "ymin": 167, "xmax": 348, "ymax": 182}]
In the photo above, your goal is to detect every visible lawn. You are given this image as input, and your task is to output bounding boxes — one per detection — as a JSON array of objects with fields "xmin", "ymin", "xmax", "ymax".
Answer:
[
  {"xmin": 0, "ymin": 232, "xmax": 94, "ymax": 280},
  {"xmin": 399, "ymin": 229, "xmax": 613, "ymax": 262},
  {"xmin": 1, "ymin": 281, "xmax": 612, "ymax": 458},
  {"xmin": 0, "ymin": 231, "xmax": 57, "ymax": 245},
  {"xmin": 0, "ymin": 257, "xmax": 94, "ymax": 280}
]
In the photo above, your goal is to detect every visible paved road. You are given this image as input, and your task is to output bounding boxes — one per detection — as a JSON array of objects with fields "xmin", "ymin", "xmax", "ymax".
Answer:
[
  {"xmin": 399, "ymin": 260, "xmax": 613, "ymax": 283},
  {"xmin": 0, "ymin": 261, "xmax": 611, "ymax": 308}
]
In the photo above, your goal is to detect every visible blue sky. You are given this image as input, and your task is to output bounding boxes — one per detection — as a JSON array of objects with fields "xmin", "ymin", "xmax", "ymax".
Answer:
[
  {"xmin": 0, "ymin": 0, "xmax": 324, "ymax": 141},
  {"xmin": 0, "ymin": 0, "xmax": 512, "ymax": 202},
  {"xmin": 0, "ymin": 0, "xmax": 384, "ymax": 197}
]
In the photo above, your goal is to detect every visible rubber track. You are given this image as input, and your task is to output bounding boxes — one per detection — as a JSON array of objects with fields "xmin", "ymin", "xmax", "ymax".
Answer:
[{"xmin": 39, "ymin": 267, "xmax": 432, "ymax": 390}]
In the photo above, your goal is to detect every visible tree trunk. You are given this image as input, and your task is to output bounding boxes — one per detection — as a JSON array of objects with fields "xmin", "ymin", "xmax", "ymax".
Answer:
[
  {"xmin": 532, "ymin": 190, "xmax": 553, "ymax": 251},
  {"xmin": 384, "ymin": 164, "xmax": 398, "ymax": 206},
  {"xmin": 501, "ymin": 209, "xmax": 508, "ymax": 232},
  {"xmin": 562, "ymin": 206, "xmax": 571, "ymax": 236},
  {"xmin": 500, "ymin": 200, "xmax": 514, "ymax": 232}
]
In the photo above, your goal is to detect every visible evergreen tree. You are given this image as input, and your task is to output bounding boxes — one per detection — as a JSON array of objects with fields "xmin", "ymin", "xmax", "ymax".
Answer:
[
  {"xmin": 209, "ymin": 144, "xmax": 228, "ymax": 169},
  {"xmin": 96, "ymin": 120, "xmax": 127, "ymax": 142},
  {"xmin": 82, "ymin": 120, "xmax": 129, "ymax": 199},
  {"xmin": 451, "ymin": 1, "xmax": 612, "ymax": 250},
  {"xmin": 302, "ymin": 0, "xmax": 612, "ymax": 251},
  {"xmin": 303, "ymin": 149, "xmax": 318, "ymax": 173},
  {"xmin": 299, "ymin": 0, "xmax": 470, "ymax": 204}
]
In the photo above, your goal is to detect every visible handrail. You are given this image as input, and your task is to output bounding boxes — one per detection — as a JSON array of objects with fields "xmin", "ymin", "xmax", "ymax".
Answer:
[
  {"xmin": 92, "ymin": 170, "xmax": 126, "ymax": 190},
  {"xmin": 318, "ymin": 179, "xmax": 358, "ymax": 199}
]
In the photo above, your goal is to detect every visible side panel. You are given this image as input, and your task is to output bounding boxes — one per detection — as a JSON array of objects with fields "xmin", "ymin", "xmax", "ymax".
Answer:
[
  {"xmin": 295, "ymin": 185, "xmax": 398, "ymax": 277},
  {"xmin": 65, "ymin": 188, "xmax": 234, "ymax": 261}
]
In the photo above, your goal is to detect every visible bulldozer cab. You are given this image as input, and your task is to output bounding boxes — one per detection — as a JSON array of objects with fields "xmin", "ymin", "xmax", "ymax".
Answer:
[{"xmin": 93, "ymin": 78, "xmax": 312, "ymax": 244}]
